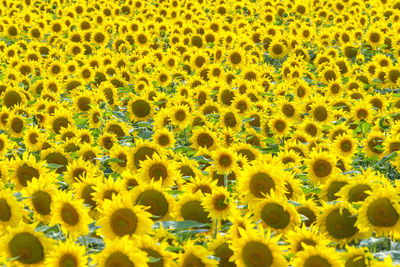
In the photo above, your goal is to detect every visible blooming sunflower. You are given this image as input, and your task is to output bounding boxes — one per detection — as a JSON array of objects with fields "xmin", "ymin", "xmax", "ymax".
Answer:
[
  {"xmin": 341, "ymin": 246, "xmax": 373, "ymax": 267},
  {"xmin": 202, "ymin": 186, "xmax": 234, "ymax": 221},
  {"xmin": 285, "ymin": 225, "xmax": 330, "ymax": 254},
  {"xmin": 305, "ymin": 149, "xmax": 339, "ymax": 185},
  {"xmin": 237, "ymin": 161, "xmax": 286, "ymax": 206},
  {"xmin": 128, "ymin": 95, "xmax": 153, "ymax": 122},
  {"xmin": 97, "ymin": 193, "xmax": 153, "ymax": 240},
  {"xmin": 0, "ymin": 188, "xmax": 24, "ymax": 233},
  {"xmin": 23, "ymin": 126, "xmax": 47, "ymax": 152},
  {"xmin": 230, "ymin": 226, "xmax": 288, "ymax": 267},
  {"xmin": 356, "ymin": 187, "xmax": 400, "ymax": 239},
  {"xmin": 255, "ymin": 192, "xmax": 301, "ymax": 234},
  {"xmin": 22, "ymin": 176, "xmax": 58, "ymax": 224},
  {"xmin": 109, "ymin": 145, "xmax": 131, "ymax": 174},
  {"xmin": 138, "ymin": 234, "xmax": 175, "ymax": 267},
  {"xmin": 138, "ymin": 153, "xmax": 180, "ymax": 187},
  {"xmin": 317, "ymin": 201, "xmax": 362, "ymax": 246},
  {"xmin": 291, "ymin": 245, "xmax": 342, "ymax": 267},
  {"xmin": 50, "ymin": 191, "xmax": 91, "ymax": 238},
  {"xmin": 211, "ymin": 147, "xmax": 238, "ymax": 175},
  {"xmin": 92, "ymin": 176, "xmax": 127, "ymax": 210},
  {"xmin": 131, "ymin": 181, "xmax": 176, "ymax": 221},
  {"xmin": 319, "ymin": 174, "xmax": 349, "ymax": 202},
  {"xmin": 0, "ymin": 222, "xmax": 53, "ymax": 267},
  {"xmin": 64, "ymin": 158, "xmax": 96, "ymax": 185},
  {"xmin": 9, "ymin": 152, "xmax": 47, "ymax": 190},
  {"xmin": 177, "ymin": 192, "xmax": 211, "ymax": 223},
  {"xmin": 94, "ymin": 236, "xmax": 148, "ymax": 266},
  {"xmin": 45, "ymin": 239, "xmax": 88, "ymax": 267}
]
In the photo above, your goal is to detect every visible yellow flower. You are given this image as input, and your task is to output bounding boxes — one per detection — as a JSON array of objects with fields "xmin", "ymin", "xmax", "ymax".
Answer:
[
  {"xmin": 211, "ymin": 147, "xmax": 238, "ymax": 175},
  {"xmin": 50, "ymin": 191, "xmax": 91, "ymax": 238},
  {"xmin": 0, "ymin": 188, "xmax": 24, "ymax": 233},
  {"xmin": 305, "ymin": 149, "xmax": 339, "ymax": 185},
  {"xmin": 177, "ymin": 192, "xmax": 211, "ymax": 223},
  {"xmin": 45, "ymin": 239, "xmax": 88, "ymax": 267},
  {"xmin": 230, "ymin": 226, "xmax": 288, "ymax": 267},
  {"xmin": 202, "ymin": 186, "xmax": 234, "ymax": 221},
  {"xmin": 138, "ymin": 153, "xmax": 180, "ymax": 187},
  {"xmin": 291, "ymin": 245, "xmax": 342, "ymax": 267},
  {"xmin": 356, "ymin": 187, "xmax": 400, "ymax": 239},
  {"xmin": 97, "ymin": 193, "xmax": 153, "ymax": 240},
  {"xmin": 179, "ymin": 240, "xmax": 218, "ymax": 267},
  {"xmin": 285, "ymin": 225, "xmax": 330, "ymax": 254},
  {"xmin": 0, "ymin": 222, "xmax": 53, "ymax": 267}
]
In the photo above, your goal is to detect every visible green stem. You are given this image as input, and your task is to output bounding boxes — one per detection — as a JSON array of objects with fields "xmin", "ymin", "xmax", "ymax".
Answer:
[{"xmin": 213, "ymin": 219, "xmax": 218, "ymax": 239}]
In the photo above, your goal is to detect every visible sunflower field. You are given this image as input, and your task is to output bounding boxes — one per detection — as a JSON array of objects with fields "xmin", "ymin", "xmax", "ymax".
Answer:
[{"xmin": 2, "ymin": 0, "xmax": 400, "ymax": 266}]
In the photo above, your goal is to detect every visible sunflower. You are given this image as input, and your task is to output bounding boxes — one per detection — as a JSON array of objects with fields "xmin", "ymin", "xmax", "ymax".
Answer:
[
  {"xmin": 296, "ymin": 197, "xmax": 321, "ymax": 227},
  {"xmin": 138, "ymin": 234, "xmax": 175, "ymax": 267},
  {"xmin": 268, "ymin": 38, "xmax": 288, "ymax": 59},
  {"xmin": 41, "ymin": 145, "xmax": 70, "ymax": 174},
  {"xmin": 0, "ymin": 133, "xmax": 10, "ymax": 157},
  {"xmin": 0, "ymin": 188, "xmax": 24, "ymax": 233},
  {"xmin": 104, "ymin": 119, "xmax": 131, "ymax": 140},
  {"xmin": 190, "ymin": 126, "xmax": 219, "ymax": 151},
  {"xmin": 0, "ymin": 222, "xmax": 53, "ymax": 267},
  {"xmin": 94, "ymin": 236, "xmax": 148, "ymax": 266},
  {"xmin": 181, "ymin": 175, "xmax": 217, "ymax": 196},
  {"xmin": 177, "ymin": 192, "xmax": 211, "ymax": 223},
  {"xmin": 21, "ymin": 175, "xmax": 58, "ymax": 224},
  {"xmin": 291, "ymin": 245, "xmax": 342, "ymax": 267},
  {"xmin": 230, "ymin": 226, "xmax": 288, "ymax": 267},
  {"xmin": 138, "ymin": 153, "xmax": 179, "ymax": 187},
  {"xmin": 98, "ymin": 132, "xmax": 118, "ymax": 150},
  {"xmin": 92, "ymin": 176, "xmax": 127, "ymax": 210},
  {"xmin": 97, "ymin": 193, "xmax": 153, "ymax": 240},
  {"xmin": 45, "ymin": 239, "xmax": 88, "ymax": 267},
  {"xmin": 317, "ymin": 201, "xmax": 362, "ymax": 246},
  {"xmin": 305, "ymin": 149, "xmax": 339, "ymax": 185},
  {"xmin": 268, "ymin": 112, "xmax": 292, "ymax": 139},
  {"xmin": 342, "ymin": 246, "xmax": 373, "ymax": 267},
  {"xmin": 319, "ymin": 174, "xmax": 349, "ymax": 202},
  {"xmin": 333, "ymin": 133, "xmax": 357, "ymax": 158},
  {"xmin": 179, "ymin": 241, "xmax": 218, "ymax": 267},
  {"xmin": 130, "ymin": 139, "xmax": 161, "ymax": 171},
  {"xmin": 47, "ymin": 109, "xmax": 73, "ymax": 134},
  {"xmin": 220, "ymin": 108, "xmax": 242, "ymax": 132},
  {"xmin": 23, "ymin": 126, "xmax": 47, "ymax": 152},
  {"xmin": 208, "ymin": 236, "xmax": 235, "ymax": 267},
  {"xmin": 128, "ymin": 95, "xmax": 153, "ymax": 122},
  {"xmin": 362, "ymin": 128, "xmax": 385, "ymax": 158},
  {"xmin": 202, "ymin": 186, "xmax": 234, "ymax": 221},
  {"xmin": 10, "ymin": 152, "xmax": 47, "ymax": 190},
  {"xmin": 109, "ymin": 145, "xmax": 131, "ymax": 174},
  {"xmin": 211, "ymin": 147, "xmax": 239, "ymax": 176},
  {"xmin": 169, "ymin": 104, "xmax": 192, "ymax": 130},
  {"xmin": 50, "ymin": 191, "xmax": 91, "ymax": 238},
  {"xmin": 7, "ymin": 113, "xmax": 26, "ymax": 138},
  {"xmin": 285, "ymin": 225, "xmax": 330, "ymax": 254},
  {"xmin": 131, "ymin": 181, "xmax": 176, "ymax": 221},
  {"xmin": 153, "ymin": 128, "xmax": 175, "ymax": 148},
  {"xmin": 227, "ymin": 47, "xmax": 246, "ymax": 69},
  {"xmin": 64, "ymin": 158, "xmax": 96, "ymax": 185},
  {"xmin": 255, "ymin": 192, "xmax": 300, "ymax": 234},
  {"xmin": 366, "ymin": 27, "xmax": 384, "ymax": 49},
  {"xmin": 356, "ymin": 187, "xmax": 400, "ymax": 239}
]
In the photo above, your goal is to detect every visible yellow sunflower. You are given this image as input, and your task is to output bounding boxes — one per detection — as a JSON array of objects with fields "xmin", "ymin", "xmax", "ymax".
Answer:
[
  {"xmin": 0, "ymin": 188, "xmax": 24, "ymax": 233},
  {"xmin": 291, "ymin": 245, "xmax": 342, "ymax": 267},
  {"xmin": 202, "ymin": 186, "xmax": 234, "ymax": 221},
  {"xmin": 97, "ymin": 193, "xmax": 153, "ymax": 240},
  {"xmin": 45, "ymin": 239, "xmax": 88, "ymax": 267},
  {"xmin": 305, "ymin": 149, "xmax": 339, "ymax": 185},
  {"xmin": 179, "ymin": 241, "xmax": 218, "ymax": 267},
  {"xmin": 285, "ymin": 225, "xmax": 330, "ymax": 254},
  {"xmin": 230, "ymin": 226, "xmax": 288, "ymax": 267}
]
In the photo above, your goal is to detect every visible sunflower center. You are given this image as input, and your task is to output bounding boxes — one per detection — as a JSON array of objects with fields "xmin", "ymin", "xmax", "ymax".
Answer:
[
  {"xmin": 4, "ymin": 91, "xmax": 22, "ymax": 108},
  {"xmin": 197, "ymin": 133, "xmax": 214, "ymax": 148},
  {"xmin": 11, "ymin": 118, "xmax": 23, "ymax": 133},
  {"xmin": 313, "ymin": 106, "xmax": 328, "ymax": 121},
  {"xmin": 82, "ymin": 185, "xmax": 97, "ymax": 208},
  {"xmin": 305, "ymin": 124, "xmax": 317, "ymax": 136},
  {"xmin": 214, "ymin": 195, "xmax": 228, "ymax": 210},
  {"xmin": 181, "ymin": 200, "xmax": 210, "ymax": 223},
  {"xmin": 61, "ymin": 203, "xmax": 80, "ymax": 226},
  {"xmin": 242, "ymin": 241, "xmax": 273, "ymax": 267},
  {"xmin": 369, "ymin": 32, "xmax": 380, "ymax": 43},
  {"xmin": 297, "ymin": 207, "xmax": 316, "ymax": 227},
  {"xmin": 230, "ymin": 52, "xmax": 242, "ymax": 65},
  {"xmin": 53, "ymin": 117, "xmax": 70, "ymax": 134},
  {"xmin": 149, "ymin": 164, "xmax": 167, "ymax": 181},
  {"xmin": 345, "ymin": 255, "xmax": 366, "ymax": 267},
  {"xmin": 105, "ymin": 252, "xmax": 135, "ymax": 267},
  {"xmin": 29, "ymin": 133, "xmax": 38, "ymax": 144},
  {"xmin": 111, "ymin": 208, "xmax": 138, "ymax": 237},
  {"xmin": 224, "ymin": 112, "xmax": 237, "ymax": 128},
  {"xmin": 32, "ymin": 191, "xmax": 51, "ymax": 215},
  {"xmin": 60, "ymin": 253, "xmax": 78, "ymax": 267},
  {"xmin": 367, "ymin": 137, "xmax": 384, "ymax": 154},
  {"xmin": 340, "ymin": 140, "xmax": 352, "ymax": 152},
  {"xmin": 348, "ymin": 184, "xmax": 371, "ymax": 203},
  {"xmin": 250, "ymin": 172, "xmax": 275, "ymax": 198},
  {"xmin": 17, "ymin": 163, "xmax": 39, "ymax": 187},
  {"xmin": 183, "ymin": 253, "xmax": 205, "ymax": 267},
  {"xmin": 218, "ymin": 154, "xmax": 232, "ymax": 168},
  {"xmin": 133, "ymin": 147, "xmax": 156, "ymax": 169},
  {"xmin": 9, "ymin": 233, "xmax": 44, "ymax": 264},
  {"xmin": 261, "ymin": 203, "xmax": 290, "ymax": 229},
  {"xmin": 194, "ymin": 185, "xmax": 212, "ymax": 195},
  {"xmin": 304, "ymin": 255, "xmax": 332, "ymax": 267},
  {"xmin": 326, "ymin": 208, "xmax": 358, "ymax": 239},
  {"xmin": 274, "ymin": 120, "xmax": 286, "ymax": 132},
  {"xmin": 312, "ymin": 159, "xmax": 332, "ymax": 178},
  {"xmin": 72, "ymin": 167, "xmax": 87, "ymax": 182},
  {"xmin": 77, "ymin": 97, "xmax": 91, "ymax": 111},
  {"xmin": 142, "ymin": 248, "xmax": 163, "ymax": 267},
  {"xmin": 45, "ymin": 152, "xmax": 68, "ymax": 174},
  {"xmin": 327, "ymin": 181, "xmax": 348, "ymax": 201},
  {"xmin": 0, "ymin": 198, "xmax": 11, "ymax": 221},
  {"xmin": 158, "ymin": 134, "xmax": 170, "ymax": 146},
  {"xmin": 136, "ymin": 190, "xmax": 168, "ymax": 219},
  {"xmin": 131, "ymin": 100, "xmax": 151, "ymax": 118},
  {"xmin": 175, "ymin": 110, "xmax": 186, "ymax": 121},
  {"xmin": 296, "ymin": 239, "xmax": 317, "ymax": 252},
  {"xmin": 214, "ymin": 242, "xmax": 234, "ymax": 267},
  {"xmin": 272, "ymin": 44, "xmax": 283, "ymax": 55},
  {"xmin": 367, "ymin": 198, "xmax": 399, "ymax": 227}
]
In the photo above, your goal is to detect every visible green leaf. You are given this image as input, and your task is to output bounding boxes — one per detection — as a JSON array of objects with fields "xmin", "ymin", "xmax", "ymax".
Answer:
[
  {"xmin": 148, "ymin": 256, "xmax": 161, "ymax": 263},
  {"xmin": 46, "ymin": 163, "xmax": 64, "ymax": 169}
]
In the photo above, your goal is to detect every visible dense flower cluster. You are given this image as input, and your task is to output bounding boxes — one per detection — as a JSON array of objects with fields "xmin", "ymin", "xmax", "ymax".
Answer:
[{"xmin": 0, "ymin": 0, "xmax": 400, "ymax": 266}]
